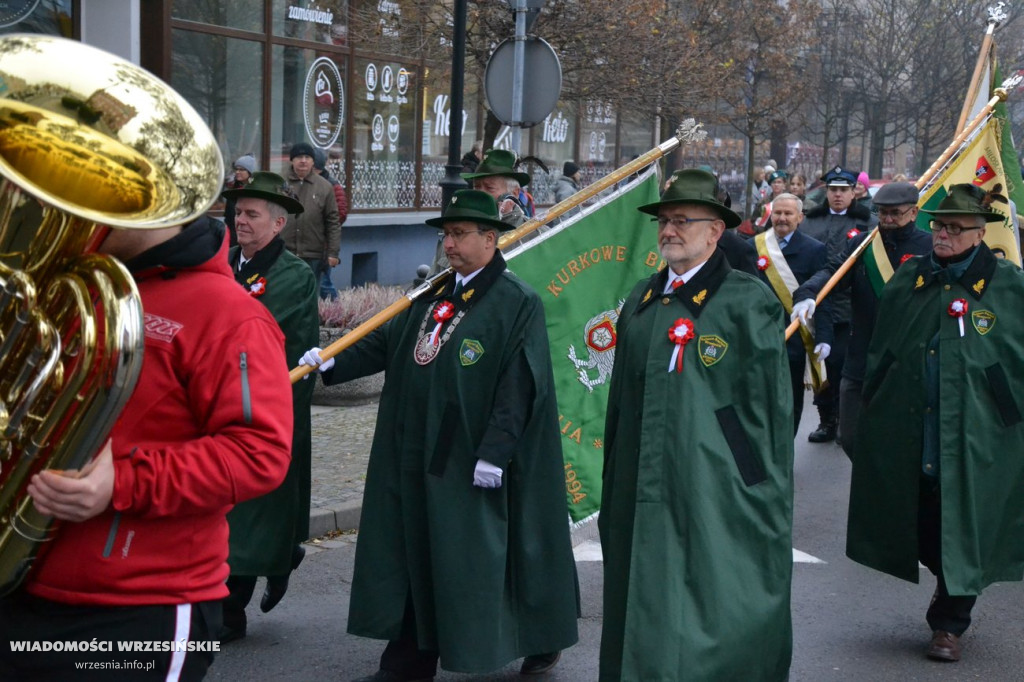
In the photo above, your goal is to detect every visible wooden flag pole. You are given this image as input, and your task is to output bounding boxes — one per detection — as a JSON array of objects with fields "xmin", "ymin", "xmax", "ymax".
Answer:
[
  {"xmin": 784, "ymin": 74, "xmax": 1022, "ymax": 342},
  {"xmin": 290, "ymin": 119, "xmax": 708, "ymax": 383},
  {"xmin": 955, "ymin": 3, "xmax": 1007, "ymax": 136}
]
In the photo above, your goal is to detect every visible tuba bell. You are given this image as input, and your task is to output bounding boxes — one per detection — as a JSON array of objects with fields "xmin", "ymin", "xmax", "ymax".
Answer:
[{"xmin": 0, "ymin": 34, "xmax": 223, "ymax": 595}]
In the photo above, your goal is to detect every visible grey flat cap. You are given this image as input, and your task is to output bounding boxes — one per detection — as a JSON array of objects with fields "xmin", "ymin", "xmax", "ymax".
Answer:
[{"xmin": 873, "ymin": 181, "xmax": 919, "ymax": 205}]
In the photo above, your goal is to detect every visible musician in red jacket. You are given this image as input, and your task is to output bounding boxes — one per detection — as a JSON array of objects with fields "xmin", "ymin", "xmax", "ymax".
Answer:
[{"xmin": 0, "ymin": 217, "xmax": 293, "ymax": 681}]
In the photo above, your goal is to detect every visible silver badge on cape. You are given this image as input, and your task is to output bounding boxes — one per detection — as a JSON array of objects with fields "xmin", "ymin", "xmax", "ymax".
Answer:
[{"xmin": 413, "ymin": 334, "xmax": 441, "ymax": 365}]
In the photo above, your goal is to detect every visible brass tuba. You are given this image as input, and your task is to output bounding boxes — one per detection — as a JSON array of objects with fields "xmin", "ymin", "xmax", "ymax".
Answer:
[{"xmin": 0, "ymin": 34, "xmax": 223, "ymax": 595}]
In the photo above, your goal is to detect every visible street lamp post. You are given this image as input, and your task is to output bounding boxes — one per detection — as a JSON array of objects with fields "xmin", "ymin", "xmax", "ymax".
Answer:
[{"xmin": 439, "ymin": 0, "xmax": 469, "ymax": 212}]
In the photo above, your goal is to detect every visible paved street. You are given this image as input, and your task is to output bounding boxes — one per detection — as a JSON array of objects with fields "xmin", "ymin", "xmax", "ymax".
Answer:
[{"xmin": 209, "ymin": 399, "xmax": 1024, "ymax": 681}]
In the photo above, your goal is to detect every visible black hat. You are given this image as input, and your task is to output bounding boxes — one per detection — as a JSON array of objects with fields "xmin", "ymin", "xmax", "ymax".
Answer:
[
  {"xmin": 289, "ymin": 142, "xmax": 317, "ymax": 160},
  {"xmin": 425, "ymin": 189, "xmax": 511, "ymax": 232},
  {"xmin": 563, "ymin": 161, "xmax": 580, "ymax": 177},
  {"xmin": 919, "ymin": 183, "xmax": 1004, "ymax": 223},
  {"xmin": 461, "ymin": 148, "xmax": 531, "ymax": 186},
  {"xmin": 872, "ymin": 181, "xmax": 919, "ymax": 206},
  {"xmin": 821, "ymin": 166, "xmax": 857, "ymax": 187},
  {"xmin": 313, "ymin": 147, "xmax": 328, "ymax": 171},
  {"xmin": 221, "ymin": 171, "xmax": 304, "ymax": 215},
  {"xmin": 638, "ymin": 169, "xmax": 741, "ymax": 229}
]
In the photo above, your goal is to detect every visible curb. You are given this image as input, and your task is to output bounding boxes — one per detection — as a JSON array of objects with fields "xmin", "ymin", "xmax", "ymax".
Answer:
[{"xmin": 308, "ymin": 500, "xmax": 362, "ymax": 538}]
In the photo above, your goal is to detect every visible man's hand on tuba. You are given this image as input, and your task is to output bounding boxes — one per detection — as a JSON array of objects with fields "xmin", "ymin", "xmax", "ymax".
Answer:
[{"xmin": 27, "ymin": 439, "xmax": 114, "ymax": 522}]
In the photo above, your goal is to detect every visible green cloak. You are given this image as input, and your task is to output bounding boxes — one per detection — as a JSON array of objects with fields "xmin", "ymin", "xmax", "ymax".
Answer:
[
  {"xmin": 848, "ymin": 244, "xmax": 1024, "ymax": 594},
  {"xmin": 227, "ymin": 241, "xmax": 319, "ymax": 575},
  {"xmin": 599, "ymin": 249, "xmax": 794, "ymax": 682},
  {"xmin": 327, "ymin": 252, "xmax": 578, "ymax": 673}
]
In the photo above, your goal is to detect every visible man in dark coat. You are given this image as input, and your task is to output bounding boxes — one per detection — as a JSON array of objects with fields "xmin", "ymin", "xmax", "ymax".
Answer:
[
  {"xmin": 792, "ymin": 181, "xmax": 932, "ymax": 457},
  {"xmin": 301, "ymin": 190, "xmax": 578, "ymax": 681},
  {"xmin": 848, "ymin": 183, "xmax": 1024, "ymax": 663},
  {"xmin": 220, "ymin": 172, "xmax": 320, "ymax": 641},
  {"xmin": 798, "ymin": 165, "xmax": 877, "ymax": 443},
  {"xmin": 747, "ymin": 192, "xmax": 830, "ymax": 434},
  {"xmin": 600, "ymin": 169, "xmax": 793, "ymax": 681}
]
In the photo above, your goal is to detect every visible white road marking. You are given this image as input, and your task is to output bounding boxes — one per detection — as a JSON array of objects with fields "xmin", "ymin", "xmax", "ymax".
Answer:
[{"xmin": 573, "ymin": 541, "xmax": 828, "ymax": 565}]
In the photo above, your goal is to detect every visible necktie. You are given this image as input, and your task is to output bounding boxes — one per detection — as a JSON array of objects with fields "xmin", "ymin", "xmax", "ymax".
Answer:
[
  {"xmin": 671, "ymin": 278, "xmax": 684, "ymax": 290},
  {"xmin": 453, "ymin": 280, "xmax": 464, "ymax": 299}
]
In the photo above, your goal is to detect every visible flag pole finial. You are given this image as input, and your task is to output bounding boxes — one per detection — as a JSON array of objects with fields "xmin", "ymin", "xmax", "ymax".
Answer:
[
  {"xmin": 675, "ymin": 119, "xmax": 707, "ymax": 145},
  {"xmin": 987, "ymin": 2, "xmax": 1008, "ymax": 27}
]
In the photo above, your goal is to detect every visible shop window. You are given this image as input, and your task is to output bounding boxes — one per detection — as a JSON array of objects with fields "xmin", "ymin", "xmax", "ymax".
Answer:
[
  {"xmin": 530, "ymin": 101, "xmax": 576, "ymax": 205},
  {"xmin": 272, "ymin": 0, "xmax": 347, "ymax": 45},
  {"xmin": 270, "ymin": 45, "xmax": 347, "ymax": 180},
  {"xmin": 172, "ymin": 0, "xmax": 262, "ymax": 33},
  {"xmin": 420, "ymin": 65, "xmax": 479, "ymax": 208},
  {"xmin": 579, "ymin": 100, "xmax": 617, "ymax": 185},
  {"xmin": 171, "ymin": 30, "xmax": 265, "ymax": 179},
  {"xmin": 351, "ymin": 57, "xmax": 416, "ymax": 209},
  {"xmin": 0, "ymin": 1, "xmax": 74, "ymax": 36}
]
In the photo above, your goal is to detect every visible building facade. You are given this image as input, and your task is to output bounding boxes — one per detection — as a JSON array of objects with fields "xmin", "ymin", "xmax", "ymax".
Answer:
[{"xmin": 3, "ymin": 1, "xmax": 659, "ymax": 287}]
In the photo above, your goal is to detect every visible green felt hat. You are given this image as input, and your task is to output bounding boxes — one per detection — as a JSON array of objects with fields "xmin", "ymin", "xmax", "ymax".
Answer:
[
  {"xmin": 425, "ymin": 189, "xmax": 511, "ymax": 232},
  {"xmin": 461, "ymin": 148, "xmax": 531, "ymax": 186},
  {"xmin": 638, "ymin": 169, "xmax": 741, "ymax": 228},
  {"xmin": 221, "ymin": 171, "xmax": 304, "ymax": 215},
  {"xmin": 920, "ymin": 183, "xmax": 1004, "ymax": 223}
]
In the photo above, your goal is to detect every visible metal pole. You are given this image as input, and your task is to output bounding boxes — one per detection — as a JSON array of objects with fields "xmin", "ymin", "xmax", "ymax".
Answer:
[
  {"xmin": 510, "ymin": 0, "xmax": 526, "ymax": 154},
  {"xmin": 439, "ymin": 0, "xmax": 469, "ymax": 212}
]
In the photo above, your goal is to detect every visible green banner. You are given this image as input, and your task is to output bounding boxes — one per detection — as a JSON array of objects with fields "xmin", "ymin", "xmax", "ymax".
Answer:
[{"xmin": 506, "ymin": 169, "xmax": 661, "ymax": 523}]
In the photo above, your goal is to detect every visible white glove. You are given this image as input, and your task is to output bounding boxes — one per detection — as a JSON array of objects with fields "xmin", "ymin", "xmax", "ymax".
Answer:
[
  {"xmin": 791, "ymin": 298, "xmax": 816, "ymax": 325},
  {"xmin": 814, "ymin": 343, "xmax": 831, "ymax": 362},
  {"xmin": 298, "ymin": 347, "xmax": 334, "ymax": 374},
  {"xmin": 473, "ymin": 459, "xmax": 503, "ymax": 488}
]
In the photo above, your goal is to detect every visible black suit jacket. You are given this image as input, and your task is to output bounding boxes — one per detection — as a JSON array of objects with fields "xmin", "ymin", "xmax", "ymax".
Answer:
[{"xmin": 746, "ymin": 229, "xmax": 831, "ymax": 360}]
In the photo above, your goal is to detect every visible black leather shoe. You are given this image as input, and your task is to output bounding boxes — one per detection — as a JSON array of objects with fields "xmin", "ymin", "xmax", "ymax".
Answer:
[
  {"xmin": 927, "ymin": 630, "xmax": 961, "ymax": 661},
  {"xmin": 520, "ymin": 651, "xmax": 561, "ymax": 675},
  {"xmin": 808, "ymin": 422, "xmax": 837, "ymax": 443},
  {"xmin": 260, "ymin": 545, "xmax": 306, "ymax": 613},
  {"xmin": 351, "ymin": 671, "xmax": 433, "ymax": 682}
]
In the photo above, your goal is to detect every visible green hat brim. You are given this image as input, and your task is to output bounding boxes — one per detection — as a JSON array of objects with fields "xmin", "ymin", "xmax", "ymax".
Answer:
[
  {"xmin": 461, "ymin": 169, "xmax": 532, "ymax": 187},
  {"xmin": 425, "ymin": 212, "xmax": 512, "ymax": 232},
  {"xmin": 221, "ymin": 187, "xmax": 305, "ymax": 215},
  {"xmin": 919, "ymin": 207, "xmax": 1004, "ymax": 223},
  {"xmin": 637, "ymin": 198, "xmax": 742, "ymax": 229}
]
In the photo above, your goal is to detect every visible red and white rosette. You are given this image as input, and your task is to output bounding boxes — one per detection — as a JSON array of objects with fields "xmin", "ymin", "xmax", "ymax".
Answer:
[
  {"xmin": 899, "ymin": 253, "xmax": 913, "ymax": 265},
  {"xmin": 846, "ymin": 228, "xmax": 861, "ymax": 239},
  {"xmin": 667, "ymin": 318, "xmax": 695, "ymax": 373},
  {"xmin": 249, "ymin": 277, "xmax": 267, "ymax": 297},
  {"xmin": 756, "ymin": 255, "xmax": 771, "ymax": 271},
  {"xmin": 948, "ymin": 298, "xmax": 968, "ymax": 338},
  {"xmin": 429, "ymin": 300, "xmax": 455, "ymax": 345}
]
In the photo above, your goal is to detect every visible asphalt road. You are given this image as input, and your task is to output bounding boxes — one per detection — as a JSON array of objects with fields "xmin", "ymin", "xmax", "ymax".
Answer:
[{"xmin": 208, "ymin": 401, "xmax": 1024, "ymax": 681}]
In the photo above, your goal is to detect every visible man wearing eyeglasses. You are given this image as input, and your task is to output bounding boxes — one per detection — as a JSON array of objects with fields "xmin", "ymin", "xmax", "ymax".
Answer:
[
  {"xmin": 746, "ymin": 192, "xmax": 831, "ymax": 436},
  {"xmin": 797, "ymin": 166, "xmax": 877, "ymax": 444},
  {"xmin": 847, "ymin": 183, "xmax": 1024, "ymax": 663},
  {"xmin": 791, "ymin": 181, "xmax": 932, "ymax": 457},
  {"xmin": 600, "ymin": 168, "xmax": 794, "ymax": 680},
  {"xmin": 299, "ymin": 189, "xmax": 578, "ymax": 681}
]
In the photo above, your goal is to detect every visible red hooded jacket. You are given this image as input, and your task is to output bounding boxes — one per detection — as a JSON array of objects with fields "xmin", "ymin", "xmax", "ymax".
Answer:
[{"xmin": 27, "ymin": 219, "xmax": 293, "ymax": 606}]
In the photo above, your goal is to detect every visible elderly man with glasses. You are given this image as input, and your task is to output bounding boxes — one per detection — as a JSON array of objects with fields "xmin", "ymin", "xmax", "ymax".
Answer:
[
  {"xmin": 791, "ymin": 181, "xmax": 932, "ymax": 457},
  {"xmin": 299, "ymin": 189, "xmax": 578, "ymax": 681},
  {"xmin": 846, "ymin": 183, "xmax": 1024, "ymax": 663},
  {"xmin": 600, "ymin": 168, "xmax": 794, "ymax": 680}
]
